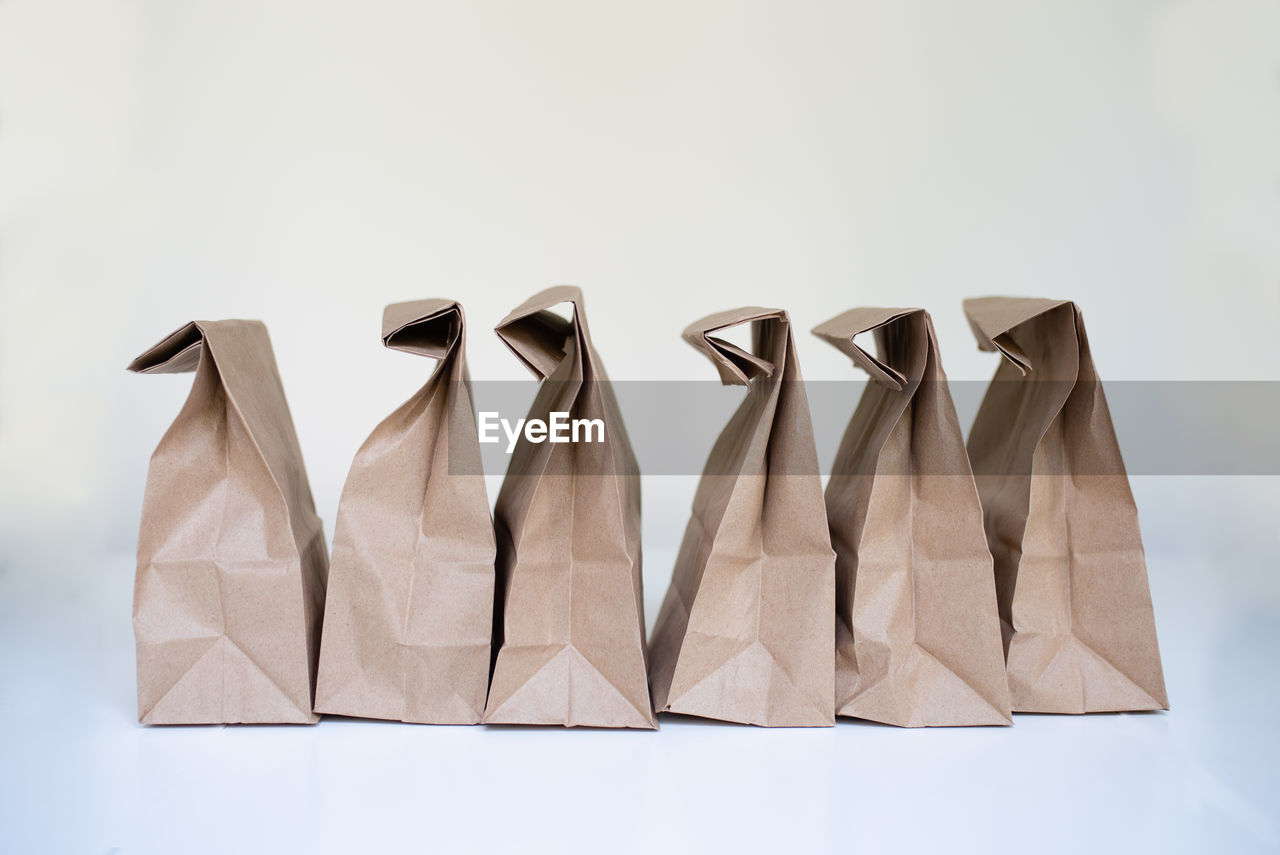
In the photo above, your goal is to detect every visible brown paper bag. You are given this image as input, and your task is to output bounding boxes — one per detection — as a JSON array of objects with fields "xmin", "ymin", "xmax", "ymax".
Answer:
[
  {"xmin": 648, "ymin": 308, "xmax": 835, "ymax": 727},
  {"xmin": 814, "ymin": 307, "xmax": 1011, "ymax": 727},
  {"xmin": 314, "ymin": 300, "xmax": 495, "ymax": 724},
  {"xmin": 483, "ymin": 286, "xmax": 655, "ymax": 728},
  {"xmin": 128, "ymin": 320, "xmax": 328, "ymax": 724},
  {"xmin": 965, "ymin": 297, "xmax": 1168, "ymax": 713}
]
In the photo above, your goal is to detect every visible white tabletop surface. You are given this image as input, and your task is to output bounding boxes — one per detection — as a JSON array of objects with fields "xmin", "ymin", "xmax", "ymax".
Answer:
[{"xmin": 3, "ymin": 515, "xmax": 1277, "ymax": 855}]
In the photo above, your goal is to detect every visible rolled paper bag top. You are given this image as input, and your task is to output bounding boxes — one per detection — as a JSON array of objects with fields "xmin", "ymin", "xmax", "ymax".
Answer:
[
  {"xmin": 128, "ymin": 320, "xmax": 328, "ymax": 725},
  {"xmin": 812, "ymin": 306, "xmax": 919, "ymax": 391},
  {"xmin": 681, "ymin": 306, "xmax": 787, "ymax": 386},
  {"xmin": 484, "ymin": 286, "xmax": 654, "ymax": 729},
  {"xmin": 963, "ymin": 296, "xmax": 1075, "ymax": 375},
  {"xmin": 381, "ymin": 298, "xmax": 465, "ymax": 359},
  {"xmin": 815, "ymin": 306, "xmax": 1012, "ymax": 727},
  {"xmin": 965, "ymin": 296, "xmax": 1168, "ymax": 713},
  {"xmin": 648, "ymin": 306, "xmax": 836, "ymax": 727},
  {"xmin": 314, "ymin": 299, "xmax": 496, "ymax": 724},
  {"xmin": 494, "ymin": 285, "xmax": 584, "ymax": 381}
]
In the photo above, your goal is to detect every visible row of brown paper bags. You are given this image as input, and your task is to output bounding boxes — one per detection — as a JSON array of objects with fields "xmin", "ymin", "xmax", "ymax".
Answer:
[{"xmin": 129, "ymin": 286, "xmax": 1168, "ymax": 728}]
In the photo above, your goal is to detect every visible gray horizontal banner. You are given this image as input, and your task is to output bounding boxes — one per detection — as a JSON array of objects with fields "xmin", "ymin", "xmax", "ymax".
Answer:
[{"xmin": 448, "ymin": 380, "xmax": 1280, "ymax": 477}]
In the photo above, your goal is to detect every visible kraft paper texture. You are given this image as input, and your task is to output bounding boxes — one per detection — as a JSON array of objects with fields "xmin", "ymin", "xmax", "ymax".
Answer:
[
  {"xmin": 815, "ymin": 307, "xmax": 1011, "ymax": 727},
  {"xmin": 315, "ymin": 300, "xmax": 496, "ymax": 724},
  {"xmin": 965, "ymin": 297, "xmax": 1168, "ymax": 713},
  {"xmin": 648, "ymin": 308, "xmax": 836, "ymax": 727},
  {"xmin": 129, "ymin": 320, "xmax": 328, "ymax": 724},
  {"xmin": 483, "ymin": 286, "xmax": 655, "ymax": 728}
]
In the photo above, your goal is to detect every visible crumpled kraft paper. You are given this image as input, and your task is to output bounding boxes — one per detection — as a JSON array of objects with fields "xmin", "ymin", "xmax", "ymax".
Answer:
[
  {"xmin": 129, "ymin": 320, "xmax": 328, "ymax": 724},
  {"xmin": 648, "ymin": 307, "xmax": 836, "ymax": 727},
  {"xmin": 965, "ymin": 297, "xmax": 1168, "ymax": 713},
  {"xmin": 815, "ymin": 306, "xmax": 1011, "ymax": 727},
  {"xmin": 315, "ymin": 300, "xmax": 495, "ymax": 724}
]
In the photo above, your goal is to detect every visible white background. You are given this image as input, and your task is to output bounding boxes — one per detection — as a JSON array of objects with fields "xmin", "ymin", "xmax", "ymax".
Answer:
[{"xmin": 1, "ymin": 1, "xmax": 1278, "ymax": 852}]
